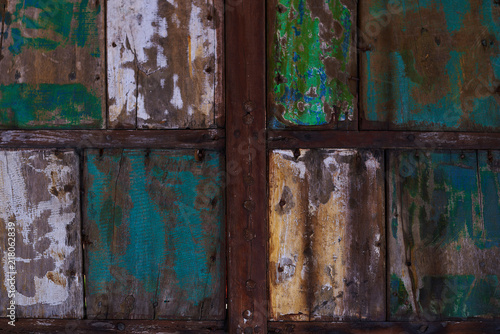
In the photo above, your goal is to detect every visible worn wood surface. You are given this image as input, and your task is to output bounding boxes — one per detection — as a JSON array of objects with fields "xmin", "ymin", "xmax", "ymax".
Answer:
[
  {"xmin": 388, "ymin": 150, "xmax": 500, "ymax": 321},
  {"xmin": 268, "ymin": 321, "xmax": 500, "ymax": 333},
  {"xmin": 0, "ymin": 0, "xmax": 104, "ymax": 129},
  {"xmin": 0, "ymin": 129, "xmax": 225, "ymax": 149},
  {"xmin": 0, "ymin": 149, "xmax": 83, "ymax": 318},
  {"xmin": 83, "ymin": 149, "xmax": 225, "ymax": 320},
  {"xmin": 268, "ymin": 0, "xmax": 357, "ymax": 129},
  {"xmin": 226, "ymin": 0, "xmax": 267, "ymax": 332},
  {"xmin": 0, "ymin": 319, "xmax": 225, "ymax": 333},
  {"xmin": 107, "ymin": 0, "xmax": 223, "ymax": 129},
  {"xmin": 269, "ymin": 149, "xmax": 385, "ymax": 321},
  {"xmin": 361, "ymin": 0, "xmax": 500, "ymax": 131},
  {"xmin": 268, "ymin": 130, "xmax": 500, "ymax": 150}
]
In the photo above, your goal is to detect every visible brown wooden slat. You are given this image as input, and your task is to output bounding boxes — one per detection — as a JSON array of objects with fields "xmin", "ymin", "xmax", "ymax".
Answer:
[
  {"xmin": 268, "ymin": 131, "xmax": 500, "ymax": 150},
  {"xmin": 226, "ymin": 0, "xmax": 267, "ymax": 332},
  {"xmin": 0, "ymin": 130, "xmax": 224, "ymax": 149},
  {"xmin": 268, "ymin": 321, "xmax": 500, "ymax": 333},
  {"xmin": 0, "ymin": 319, "xmax": 224, "ymax": 333}
]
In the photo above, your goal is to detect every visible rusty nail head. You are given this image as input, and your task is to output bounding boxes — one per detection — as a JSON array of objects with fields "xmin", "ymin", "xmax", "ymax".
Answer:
[
  {"xmin": 243, "ymin": 113, "xmax": 254, "ymax": 125},
  {"xmin": 254, "ymin": 326, "xmax": 262, "ymax": 333},
  {"xmin": 117, "ymin": 323, "xmax": 125, "ymax": 331},
  {"xmin": 244, "ymin": 327, "xmax": 253, "ymax": 334},
  {"xmin": 244, "ymin": 229, "xmax": 255, "ymax": 241},
  {"xmin": 407, "ymin": 134, "xmax": 415, "ymax": 142},
  {"xmin": 195, "ymin": 149, "xmax": 205, "ymax": 161},
  {"xmin": 244, "ymin": 100, "xmax": 256, "ymax": 113},
  {"xmin": 246, "ymin": 279, "xmax": 257, "ymax": 290},
  {"xmin": 243, "ymin": 200, "xmax": 255, "ymax": 212}
]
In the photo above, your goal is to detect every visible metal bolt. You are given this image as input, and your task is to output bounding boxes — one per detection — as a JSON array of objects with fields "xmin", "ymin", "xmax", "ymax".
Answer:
[{"xmin": 242, "ymin": 309, "xmax": 253, "ymax": 319}]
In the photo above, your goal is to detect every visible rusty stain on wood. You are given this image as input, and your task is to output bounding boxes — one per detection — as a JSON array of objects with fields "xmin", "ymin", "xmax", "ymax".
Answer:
[
  {"xmin": 361, "ymin": 0, "xmax": 500, "ymax": 131},
  {"xmin": 268, "ymin": 0, "xmax": 357, "ymax": 129},
  {"xmin": 0, "ymin": 149, "xmax": 83, "ymax": 318},
  {"xmin": 83, "ymin": 149, "xmax": 225, "ymax": 319},
  {"xmin": 269, "ymin": 149, "xmax": 385, "ymax": 321},
  {"xmin": 0, "ymin": 0, "xmax": 105, "ymax": 129},
  {"xmin": 388, "ymin": 150, "xmax": 500, "ymax": 320},
  {"xmin": 107, "ymin": 0, "xmax": 223, "ymax": 129}
]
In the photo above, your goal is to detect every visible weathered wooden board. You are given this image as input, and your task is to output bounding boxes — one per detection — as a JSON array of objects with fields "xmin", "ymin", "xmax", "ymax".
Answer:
[
  {"xmin": 0, "ymin": 0, "xmax": 104, "ymax": 129},
  {"xmin": 84, "ymin": 149, "xmax": 225, "ymax": 320},
  {"xmin": 269, "ymin": 149, "xmax": 385, "ymax": 321},
  {"xmin": 0, "ymin": 149, "xmax": 83, "ymax": 318},
  {"xmin": 388, "ymin": 150, "xmax": 500, "ymax": 321},
  {"xmin": 267, "ymin": 0, "xmax": 357, "ymax": 129},
  {"xmin": 107, "ymin": 0, "xmax": 223, "ymax": 129},
  {"xmin": 361, "ymin": 0, "xmax": 500, "ymax": 131}
]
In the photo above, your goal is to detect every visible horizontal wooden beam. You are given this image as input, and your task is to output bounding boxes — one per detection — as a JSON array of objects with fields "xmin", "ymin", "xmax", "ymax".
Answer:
[
  {"xmin": 268, "ymin": 321, "xmax": 500, "ymax": 333},
  {"xmin": 2, "ymin": 319, "xmax": 225, "ymax": 333},
  {"xmin": 268, "ymin": 130, "xmax": 500, "ymax": 150},
  {"xmin": 0, "ymin": 129, "xmax": 225, "ymax": 149}
]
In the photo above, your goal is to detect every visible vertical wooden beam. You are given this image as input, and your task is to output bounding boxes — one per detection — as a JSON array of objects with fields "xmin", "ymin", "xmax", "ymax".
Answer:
[{"xmin": 226, "ymin": 0, "xmax": 267, "ymax": 332}]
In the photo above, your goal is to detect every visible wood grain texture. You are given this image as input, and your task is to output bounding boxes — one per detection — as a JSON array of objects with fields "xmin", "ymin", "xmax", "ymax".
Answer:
[
  {"xmin": 1, "ymin": 319, "xmax": 225, "ymax": 333},
  {"xmin": 0, "ymin": 129, "xmax": 225, "ymax": 149},
  {"xmin": 269, "ymin": 149, "xmax": 385, "ymax": 321},
  {"xmin": 0, "ymin": 0, "xmax": 104, "ymax": 129},
  {"xmin": 388, "ymin": 150, "xmax": 500, "ymax": 321},
  {"xmin": 83, "ymin": 149, "xmax": 225, "ymax": 320},
  {"xmin": 268, "ymin": 0, "xmax": 357, "ymax": 129},
  {"xmin": 226, "ymin": 0, "xmax": 267, "ymax": 332},
  {"xmin": 268, "ymin": 321, "xmax": 500, "ymax": 333},
  {"xmin": 0, "ymin": 149, "xmax": 83, "ymax": 318},
  {"xmin": 107, "ymin": 0, "xmax": 223, "ymax": 129},
  {"xmin": 360, "ymin": 0, "xmax": 500, "ymax": 131},
  {"xmin": 268, "ymin": 130, "xmax": 500, "ymax": 150}
]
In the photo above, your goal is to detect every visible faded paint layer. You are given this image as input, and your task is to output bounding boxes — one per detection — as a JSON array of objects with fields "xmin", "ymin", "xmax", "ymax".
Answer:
[
  {"xmin": 361, "ymin": 0, "xmax": 500, "ymax": 131},
  {"xmin": 268, "ymin": 0, "xmax": 357, "ymax": 129},
  {"xmin": 0, "ymin": 0, "xmax": 104, "ymax": 128},
  {"xmin": 84, "ymin": 149, "xmax": 225, "ymax": 319},
  {"xmin": 389, "ymin": 150, "xmax": 500, "ymax": 320},
  {"xmin": 269, "ymin": 149, "xmax": 385, "ymax": 321},
  {"xmin": 107, "ymin": 0, "xmax": 223, "ymax": 129},
  {"xmin": 0, "ymin": 150, "xmax": 83, "ymax": 318}
]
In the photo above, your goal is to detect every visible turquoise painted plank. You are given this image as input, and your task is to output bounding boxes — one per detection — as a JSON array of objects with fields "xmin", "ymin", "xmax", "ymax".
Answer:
[
  {"xmin": 84, "ymin": 149, "xmax": 225, "ymax": 320},
  {"xmin": 362, "ymin": 0, "xmax": 500, "ymax": 131},
  {"xmin": 268, "ymin": 0, "xmax": 357, "ymax": 129},
  {"xmin": 389, "ymin": 150, "xmax": 500, "ymax": 320},
  {"xmin": 0, "ymin": 0, "xmax": 104, "ymax": 128}
]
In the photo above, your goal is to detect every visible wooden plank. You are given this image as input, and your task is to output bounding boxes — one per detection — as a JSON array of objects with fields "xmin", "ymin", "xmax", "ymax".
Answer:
[
  {"xmin": 107, "ymin": 0, "xmax": 223, "ymax": 129},
  {"xmin": 269, "ymin": 149, "xmax": 385, "ymax": 321},
  {"xmin": 226, "ymin": 0, "xmax": 267, "ymax": 332},
  {"xmin": 268, "ymin": 321, "xmax": 500, "ymax": 333},
  {"xmin": 4, "ymin": 319, "xmax": 225, "ymax": 333},
  {"xmin": 0, "ymin": 0, "xmax": 104, "ymax": 129},
  {"xmin": 83, "ymin": 149, "xmax": 225, "ymax": 320},
  {"xmin": 388, "ymin": 150, "xmax": 500, "ymax": 321},
  {"xmin": 267, "ymin": 0, "xmax": 357, "ymax": 129},
  {"xmin": 0, "ymin": 149, "xmax": 83, "ymax": 318},
  {"xmin": 268, "ymin": 130, "xmax": 500, "ymax": 150},
  {"xmin": 360, "ymin": 0, "xmax": 500, "ymax": 131},
  {"xmin": 0, "ymin": 129, "xmax": 225, "ymax": 149}
]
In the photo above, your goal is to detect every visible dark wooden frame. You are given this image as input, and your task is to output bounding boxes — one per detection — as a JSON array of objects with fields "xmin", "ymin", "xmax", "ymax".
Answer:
[{"xmin": 2, "ymin": 0, "xmax": 500, "ymax": 333}]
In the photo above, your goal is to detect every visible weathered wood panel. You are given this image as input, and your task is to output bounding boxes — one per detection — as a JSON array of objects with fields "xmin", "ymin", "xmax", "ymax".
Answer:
[
  {"xmin": 0, "ymin": 0, "xmax": 104, "ymax": 129},
  {"xmin": 361, "ymin": 0, "xmax": 500, "ymax": 131},
  {"xmin": 269, "ymin": 149, "xmax": 385, "ymax": 321},
  {"xmin": 107, "ymin": 0, "xmax": 223, "ymax": 129},
  {"xmin": 0, "ymin": 149, "xmax": 83, "ymax": 318},
  {"xmin": 268, "ymin": 0, "xmax": 357, "ymax": 129},
  {"xmin": 84, "ymin": 149, "xmax": 225, "ymax": 320},
  {"xmin": 388, "ymin": 150, "xmax": 500, "ymax": 321}
]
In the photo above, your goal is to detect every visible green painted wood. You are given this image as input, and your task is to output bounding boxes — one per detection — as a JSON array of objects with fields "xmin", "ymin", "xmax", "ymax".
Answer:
[
  {"xmin": 361, "ymin": 0, "xmax": 500, "ymax": 131},
  {"xmin": 83, "ymin": 149, "xmax": 225, "ymax": 320},
  {"xmin": 0, "ymin": 0, "xmax": 104, "ymax": 129},
  {"xmin": 268, "ymin": 0, "xmax": 357, "ymax": 129},
  {"xmin": 388, "ymin": 150, "xmax": 500, "ymax": 321}
]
